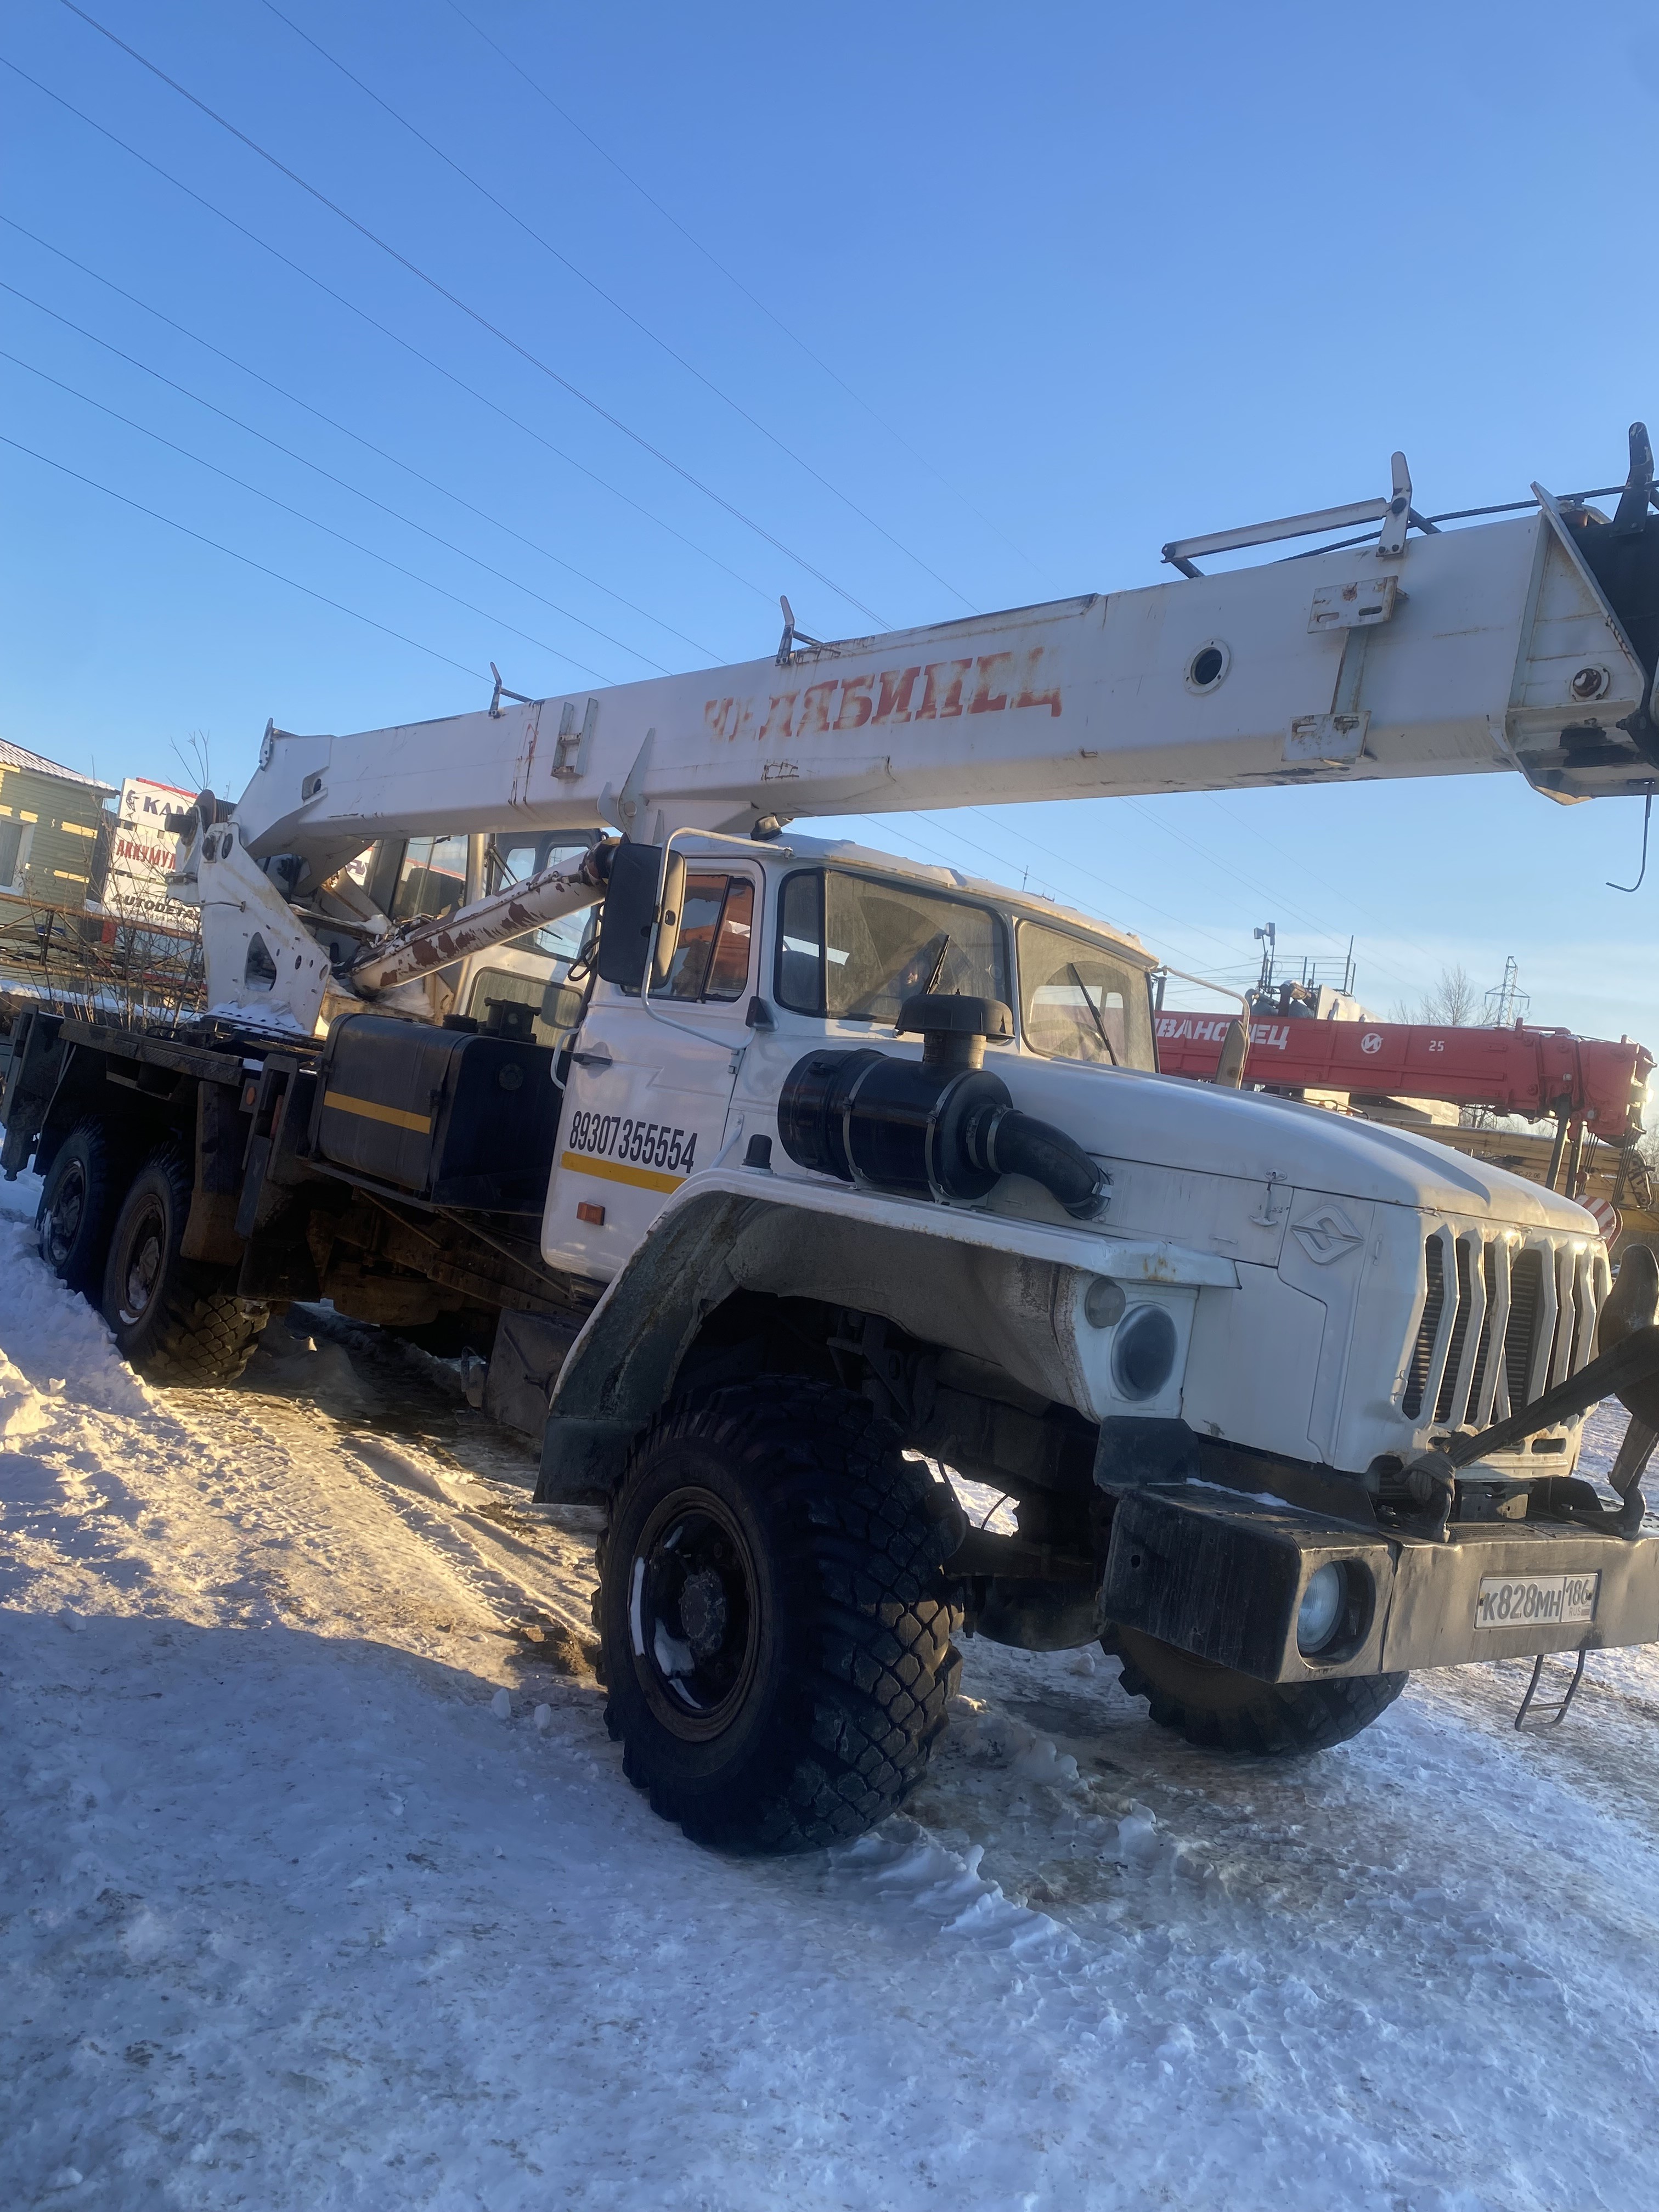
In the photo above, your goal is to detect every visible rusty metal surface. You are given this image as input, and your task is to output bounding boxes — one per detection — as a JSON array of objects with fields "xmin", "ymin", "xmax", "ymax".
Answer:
[{"xmin": 349, "ymin": 856, "xmax": 600, "ymax": 994}]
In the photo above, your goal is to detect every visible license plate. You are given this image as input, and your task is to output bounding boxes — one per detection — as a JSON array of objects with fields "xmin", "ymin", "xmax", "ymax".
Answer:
[{"xmin": 1475, "ymin": 1571, "xmax": 1599, "ymax": 1631}]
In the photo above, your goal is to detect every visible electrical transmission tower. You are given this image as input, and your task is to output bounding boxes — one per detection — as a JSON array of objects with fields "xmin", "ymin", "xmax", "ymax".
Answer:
[{"xmin": 1484, "ymin": 955, "xmax": 1531, "ymax": 1028}]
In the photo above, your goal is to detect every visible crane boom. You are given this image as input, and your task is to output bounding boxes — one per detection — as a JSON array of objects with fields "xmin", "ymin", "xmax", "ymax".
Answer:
[
  {"xmin": 1154, "ymin": 1013, "xmax": 1654, "ymax": 1143},
  {"xmin": 232, "ymin": 476, "xmax": 1659, "ymax": 897}
]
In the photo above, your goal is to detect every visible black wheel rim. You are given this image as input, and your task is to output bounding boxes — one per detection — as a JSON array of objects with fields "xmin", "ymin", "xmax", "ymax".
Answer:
[
  {"xmin": 117, "ymin": 1200, "xmax": 166, "ymax": 1325},
  {"xmin": 628, "ymin": 1487, "xmax": 761, "ymax": 1742},
  {"xmin": 44, "ymin": 1162, "xmax": 87, "ymax": 1269}
]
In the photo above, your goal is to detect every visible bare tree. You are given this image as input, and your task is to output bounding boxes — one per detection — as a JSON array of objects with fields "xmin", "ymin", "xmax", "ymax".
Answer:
[
  {"xmin": 1420, "ymin": 963, "xmax": 1477, "ymax": 1026},
  {"xmin": 170, "ymin": 727, "xmax": 212, "ymax": 796},
  {"xmin": 5, "ymin": 884, "xmax": 204, "ymax": 1031}
]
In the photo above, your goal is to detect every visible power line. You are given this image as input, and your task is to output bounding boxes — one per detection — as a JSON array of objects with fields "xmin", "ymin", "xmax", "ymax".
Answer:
[
  {"xmin": 58, "ymin": 2, "xmax": 893, "ymax": 631},
  {"xmin": 1195, "ymin": 792, "xmax": 1465, "ymax": 982},
  {"xmin": 0, "ymin": 431, "xmax": 486, "ymax": 679},
  {"xmin": 258, "ymin": 0, "xmax": 979, "ymax": 617},
  {"xmin": 1107, "ymin": 793, "xmax": 1427, "ymax": 1002},
  {"xmin": 2, "ymin": 278, "xmax": 670, "ymax": 674},
  {"xmin": 441, "ymin": 0, "xmax": 1063, "ymax": 594},
  {"xmin": 957, "ymin": 805, "xmax": 1262, "ymax": 964},
  {"xmin": 855, "ymin": 806, "xmax": 1251, "ymax": 967},
  {"xmin": 1113, "ymin": 797, "xmax": 1353, "ymax": 954},
  {"xmin": 3, "ymin": 347, "xmax": 618, "ymax": 685},
  {"xmin": 0, "ymin": 57, "xmax": 786, "ymax": 616},
  {"xmin": 0, "ymin": 215, "xmax": 719, "ymax": 661}
]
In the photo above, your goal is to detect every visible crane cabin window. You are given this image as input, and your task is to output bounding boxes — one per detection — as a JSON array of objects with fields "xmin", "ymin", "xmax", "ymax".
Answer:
[
  {"xmin": 389, "ymin": 833, "xmax": 468, "ymax": 922},
  {"xmin": 1017, "ymin": 920, "xmax": 1155, "ymax": 1070},
  {"xmin": 776, "ymin": 870, "xmax": 1010, "ymax": 1023},
  {"xmin": 486, "ymin": 833, "xmax": 598, "ymax": 960}
]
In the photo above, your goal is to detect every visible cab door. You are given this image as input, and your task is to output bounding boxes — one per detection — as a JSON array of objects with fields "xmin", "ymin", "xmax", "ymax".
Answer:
[{"xmin": 541, "ymin": 864, "xmax": 758, "ymax": 1281}]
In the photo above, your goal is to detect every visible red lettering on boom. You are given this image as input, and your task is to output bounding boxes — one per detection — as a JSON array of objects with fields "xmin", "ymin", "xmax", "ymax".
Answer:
[
  {"xmin": 795, "ymin": 680, "xmax": 839, "ymax": 738},
  {"xmin": 758, "ymin": 693, "xmax": 799, "ymax": 742},
  {"xmin": 871, "ymin": 667, "xmax": 922, "ymax": 725},
  {"xmin": 833, "ymin": 674, "xmax": 874, "ymax": 729},
  {"xmin": 1013, "ymin": 647, "xmax": 1063, "ymax": 718},
  {"xmin": 968, "ymin": 653, "xmax": 1015, "ymax": 713},
  {"xmin": 912, "ymin": 659, "xmax": 974, "ymax": 721}
]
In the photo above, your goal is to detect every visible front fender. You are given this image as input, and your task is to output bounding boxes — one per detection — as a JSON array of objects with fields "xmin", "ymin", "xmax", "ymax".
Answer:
[{"xmin": 534, "ymin": 1170, "xmax": 1235, "ymax": 1503}]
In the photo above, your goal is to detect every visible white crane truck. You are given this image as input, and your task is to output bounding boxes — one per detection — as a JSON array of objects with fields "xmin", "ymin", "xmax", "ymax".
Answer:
[{"xmin": 8, "ymin": 441, "xmax": 1659, "ymax": 1853}]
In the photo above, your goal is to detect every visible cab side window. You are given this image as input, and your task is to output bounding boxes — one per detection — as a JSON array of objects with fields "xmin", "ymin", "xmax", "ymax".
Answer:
[
  {"xmin": 776, "ymin": 871, "xmax": 825, "ymax": 1013},
  {"xmin": 1017, "ymin": 920, "xmax": 1155, "ymax": 1069},
  {"xmin": 653, "ymin": 874, "xmax": 755, "ymax": 1003}
]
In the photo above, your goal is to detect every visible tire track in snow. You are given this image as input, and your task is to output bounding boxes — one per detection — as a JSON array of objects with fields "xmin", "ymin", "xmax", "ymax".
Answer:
[{"xmin": 8, "ymin": 1172, "xmax": 1659, "ymax": 2208}]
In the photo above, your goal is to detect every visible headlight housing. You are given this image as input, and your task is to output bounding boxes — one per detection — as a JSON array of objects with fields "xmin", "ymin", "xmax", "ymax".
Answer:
[
  {"xmin": 1297, "ymin": 1561, "xmax": 1347, "ymax": 1655},
  {"xmin": 1111, "ymin": 1305, "xmax": 1179, "ymax": 1401}
]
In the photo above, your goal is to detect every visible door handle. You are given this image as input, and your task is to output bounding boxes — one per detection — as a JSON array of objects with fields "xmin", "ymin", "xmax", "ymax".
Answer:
[{"xmin": 570, "ymin": 1044, "xmax": 612, "ymax": 1069}]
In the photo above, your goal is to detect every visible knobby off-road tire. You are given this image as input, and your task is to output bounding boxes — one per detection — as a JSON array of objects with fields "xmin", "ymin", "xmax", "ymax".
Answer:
[
  {"xmin": 37, "ymin": 1118, "xmax": 121, "ymax": 1297},
  {"xmin": 100, "ymin": 1148, "xmax": 268, "ymax": 1386},
  {"xmin": 1110, "ymin": 1625, "xmax": 1408, "ymax": 1756},
  {"xmin": 597, "ymin": 1380, "xmax": 964, "ymax": 1854}
]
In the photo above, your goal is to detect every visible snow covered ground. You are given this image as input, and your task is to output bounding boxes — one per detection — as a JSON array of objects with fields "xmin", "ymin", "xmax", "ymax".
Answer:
[{"xmin": 3, "ymin": 1163, "xmax": 1658, "ymax": 2212}]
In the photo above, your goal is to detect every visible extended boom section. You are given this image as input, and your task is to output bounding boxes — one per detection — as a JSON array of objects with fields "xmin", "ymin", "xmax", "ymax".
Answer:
[{"xmin": 233, "ymin": 483, "xmax": 1658, "ymax": 895}]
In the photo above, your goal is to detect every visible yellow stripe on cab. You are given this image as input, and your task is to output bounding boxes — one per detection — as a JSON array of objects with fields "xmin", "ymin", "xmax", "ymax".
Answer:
[{"xmin": 561, "ymin": 1150, "xmax": 685, "ymax": 1197}]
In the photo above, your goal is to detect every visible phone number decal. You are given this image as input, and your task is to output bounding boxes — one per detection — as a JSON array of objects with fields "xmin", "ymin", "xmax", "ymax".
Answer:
[{"xmin": 566, "ymin": 1109, "xmax": 698, "ymax": 1175}]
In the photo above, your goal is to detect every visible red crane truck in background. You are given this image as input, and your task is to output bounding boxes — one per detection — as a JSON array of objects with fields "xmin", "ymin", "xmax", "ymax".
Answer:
[{"xmin": 1155, "ymin": 1009, "xmax": 1655, "ymax": 1234}]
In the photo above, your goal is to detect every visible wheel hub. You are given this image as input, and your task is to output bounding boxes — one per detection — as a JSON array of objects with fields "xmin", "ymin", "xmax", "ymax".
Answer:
[
  {"xmin": 46, "ymin": 1164, "xmax": 86, "ymax": 1267},
  {"xmin": 678, "ymin": 1567, "xmax": 729, "ymax": 1658},
  {"xmin": 120, "ymin": 1211, "xmax": 164, "ymax": 1325},
  {"xmin": 629, "ymin": 1489, "xmax": 759, "ymax": 1740}
]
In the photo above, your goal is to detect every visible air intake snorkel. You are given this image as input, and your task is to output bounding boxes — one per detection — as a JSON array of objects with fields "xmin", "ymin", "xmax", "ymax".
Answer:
[{"xmin": 776, "ymin": 992, "xmax": 1108, "ymax": 1220}]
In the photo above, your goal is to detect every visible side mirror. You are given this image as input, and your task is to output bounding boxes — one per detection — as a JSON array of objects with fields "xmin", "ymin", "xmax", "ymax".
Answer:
[{"xmin": 593, "ymin": 842, "xmax": 686, "ymax": 990}]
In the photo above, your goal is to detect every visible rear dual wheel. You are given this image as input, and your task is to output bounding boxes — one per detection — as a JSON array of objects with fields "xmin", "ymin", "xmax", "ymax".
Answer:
[
  {"xmin": 99, "ymin": 1148, "xmax": 267, "ymax": 1386},
  {"xmin": 598, "ymin": 1381, "xmax": 964, "ymax": 1854}
]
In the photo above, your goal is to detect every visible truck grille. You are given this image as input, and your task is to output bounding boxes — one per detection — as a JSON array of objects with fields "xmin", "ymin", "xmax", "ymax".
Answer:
[{"xmin": 1400, "ymin": 1226, "xmax": 1609, "ymax": 1435}]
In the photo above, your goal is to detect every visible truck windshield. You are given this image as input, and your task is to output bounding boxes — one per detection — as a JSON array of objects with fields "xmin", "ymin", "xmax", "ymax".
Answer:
[
  {"xmin": 1017, "ymin": 919, "xmax": 1154, "ymax": 1070},
  {"xmin": 777, "ymin": 869, "xmax": 1009, "ymax": 1022}
]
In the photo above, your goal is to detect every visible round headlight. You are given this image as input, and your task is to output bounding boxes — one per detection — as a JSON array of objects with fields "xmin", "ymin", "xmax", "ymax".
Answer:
[
  {"xmin": 1084, "ymin": 1277, "xmax": 1126, "ymax": 1328},
  {"xmin": 1111, "ymin": 1305, "xmax": 1178, "ymax": 1401},
  {"xmin": 1297, "ymin": 1562, "xmax": 1346, "ymax": 1655}
]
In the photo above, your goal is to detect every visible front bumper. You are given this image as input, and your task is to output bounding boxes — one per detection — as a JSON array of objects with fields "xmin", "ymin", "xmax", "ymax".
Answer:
[{"xmin": 1099, "ymin": 1483, "xmax": 1659, "ymax": 1682}]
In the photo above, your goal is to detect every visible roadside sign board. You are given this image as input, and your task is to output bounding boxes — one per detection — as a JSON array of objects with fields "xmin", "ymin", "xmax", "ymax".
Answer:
[{"xmin": 99, "ymin": 776, "xmax": 196, "ymax": 930}]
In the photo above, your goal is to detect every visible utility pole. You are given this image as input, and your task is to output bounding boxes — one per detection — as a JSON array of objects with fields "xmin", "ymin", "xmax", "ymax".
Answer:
[{"xmin": 1253, "ymin": 922, "xmax": 1277, "ymax": 992}]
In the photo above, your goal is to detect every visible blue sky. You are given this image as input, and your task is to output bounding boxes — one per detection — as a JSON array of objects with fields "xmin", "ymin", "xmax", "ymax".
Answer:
[{"xmin": 4, "ymin": 0, "xmax": 1658, "ymax": 1046}]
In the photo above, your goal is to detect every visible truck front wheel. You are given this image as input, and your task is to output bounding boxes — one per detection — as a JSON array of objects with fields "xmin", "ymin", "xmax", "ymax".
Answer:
[
  {"xmin": 598, "ymin": 1381, "xmax": 963, "ymax": 1853},
  {"xmin": 1108, "ymin": 1626, "xmax": 1408, "ymax": 1756},
  {"xmin": 100, "ymin": 1148, "xmax": 267, "ymax": 1386}
]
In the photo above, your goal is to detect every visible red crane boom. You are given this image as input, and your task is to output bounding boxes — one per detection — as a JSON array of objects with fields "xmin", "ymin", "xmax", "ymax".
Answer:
[{"xmin": 1154, "ymin": 1012, "xmax": 1653, "ymax": 1144}]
